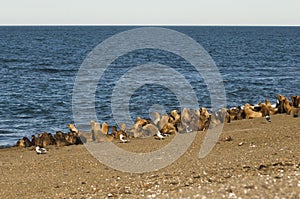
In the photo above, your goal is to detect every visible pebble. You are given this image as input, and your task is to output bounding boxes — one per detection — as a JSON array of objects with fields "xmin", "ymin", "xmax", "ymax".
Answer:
[{"xmin": 238, "ymin": 142, "xmax": 244, "ymax": 146}]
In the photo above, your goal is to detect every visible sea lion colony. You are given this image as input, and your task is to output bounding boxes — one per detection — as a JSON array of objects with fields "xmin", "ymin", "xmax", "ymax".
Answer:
[{"xmin": 15, "ymin": 94, "xmax": 300, "ymax": 149}]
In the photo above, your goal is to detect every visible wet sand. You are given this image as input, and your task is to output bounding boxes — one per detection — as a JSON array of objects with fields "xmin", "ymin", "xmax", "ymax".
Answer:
[{"xmin": 0, "ymin": 114, "xmax": 299, "ymax": 198}]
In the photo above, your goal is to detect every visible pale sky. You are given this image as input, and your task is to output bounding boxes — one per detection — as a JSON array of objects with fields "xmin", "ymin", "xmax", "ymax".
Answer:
[{"xmin": 0, "ymin": 0, "xmax": 299, "ymax": 25}]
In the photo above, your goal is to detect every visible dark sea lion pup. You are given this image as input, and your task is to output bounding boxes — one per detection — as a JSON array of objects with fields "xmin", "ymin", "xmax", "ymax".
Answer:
[
  {"xmin": 36, "ymin": 132, "xmax": 54, "ymax": 148},
  {"xmin": 54, "ymin": 131, "xmax": 69, "ymax": 147},
  {"xmin": 15, "ymin": 136, "xmax": 33, "ymax": 148},
  {"xmin": 23, "ymin": 136, "xmax": 33, "ymax": 147}
]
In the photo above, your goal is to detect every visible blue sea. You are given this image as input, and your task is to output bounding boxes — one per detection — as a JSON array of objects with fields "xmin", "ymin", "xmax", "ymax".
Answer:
[{"xmin": 0, "ymin": 26, "xmax": 299, "ymax": 147}]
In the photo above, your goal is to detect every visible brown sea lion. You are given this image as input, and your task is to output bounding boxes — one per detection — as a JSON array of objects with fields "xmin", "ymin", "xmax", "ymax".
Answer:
[
  {"xmin": 90, "ymin": 121, "xmax": 115, "ymax": 142},
  {"xmin": 197, "ymin": 107, "xmax": 211, "ymax": 131},
  {"xmin": 67, "ymin": 124, "xmax": 79, "ymax": 135},
  {"xmin": 265, "ymin": 100, "xmax": 278, "ymax": 115},
  {"xmin": 160, "ymin": 122, "xmax": 177, "ymax": 135},
  {"xmin": 142, "ymin": 123, "xmax": 160, "ymax": 137},
  {"xmin": 258, "ymin": 102, "xmax": 270, "ymax": 117},
  {"xmin": 101, "ymin": 122, "xmax": 109, "ymax": 135},
  {"xmin": 169, "ymin": 110, "xmax": 180, "ymax": 124},
  {"xmin": 200, "ymin": 107, "xmax": 210, "ymax": 119},
  {"xmin": 181, "ymin": 108, "xmax": 191, "ymax": 125},
  {"xmin": 126, "ymin": 117, "xmax": 150, "ymax": 138},
  {"xmin": 244, "ymin": 103, "xmax": 263, "ymax": 119},
  {"xmin": 277, "ymin": 94, "xmax": 287, "ymax": 113},
  {"xmin": 16, "ymin": 139, "xmax": 25, "ymax": 148},
  {"xmin": 158, "ymin": 114, "xmax": 169, "ymax": 130},
  {"xmin": 217, "ymin": 108, "xmax": 230, "ymax": 123},
  {"xmin": 291, "ymin": 96, "xmax": 300, "ymax": 108},
  {"xmin": 111, "ymin": 126, "xmax": 118, "ymax": 138},
  {"xmin": 135, "ymin": 117, "xmax": 149, "ymax": 127},
  {"xmin": 114, "ymin": 128, "xmax": 128, "ymax": 141},
  {"xmin": 283, "ymin": 98, "xmax": 300, "ymax": 116},
  {"xmin": 120, "ymin": 123, "xmax": 126, "ymax": 131},
  {"xmin": 228, "ymin": 106, "xmax": 244, "ymax": 121},
  {"xmin": 177, "ymin": 108, "xmax": 201, "ymax": 133},
  {"xmin": 152, "ymin": 112, "xmax": 161, "ymax": 126},
  {"xmin": 90, "ymin": 120, "xmax": 103, "ymax": 142}
]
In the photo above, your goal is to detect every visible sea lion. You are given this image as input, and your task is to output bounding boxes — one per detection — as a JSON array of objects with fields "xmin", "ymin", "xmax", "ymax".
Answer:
[
  {"xmin": 135, "ymin": 117, "xmax": 149, "ymax": 127},
  {"xmin": 67, "ymin": 124, "xmax": 79, "ymax": 135},
  {"xmin": 54, "ymin": 131, "xmax": 69, "ymax": 147},
  {"xmin": 228, "ymin": 108, "xmax": 238, "ymax": 121},
  {"xmin": 120, "ymin": 123, "xmax": 126, "ymax": 131},
  {"xmin": 198, "ymin": 115, "xmax": 210, "ymax": 131},
  {"xmin": 258, "ymin": 102, "xmax": 270, "ymax": 117},
  {"xmin": 214, "ymin": 108, "xmax": 230, "ymax": 124},
  {"xmin": 265, "ymin": 100, "xmax": 278, "ymax": 115},
  {"xmin": 90, "ymin": 120, "xmax": 103, "ymax": 142},
  {"xmin": 126, "ymin": 117, "xmax": 150, "ymax": 138},
  {"xmin": 283, "ymin": 98, "xmax": 300, "ymax": 116},
  {"xmin": 200, "ymin": 107, "xmax": 210, "ymax": 119},
  {"xmin": 65, "ymin": 132, "xmax": 82, "ymax": 145},
  {"xmin": 169, "ymin": 110, "xmax": 180, "ymax": 124},
  {"xmin": 114, "ymin": 129, "xmax": 127, "ymax": 141},
  {"xmin": 177, "ymin": 108, "xmax": 201, "ymax": 133},
  {"xmin": 228, "ymin": 106, "xmax": 244, "ymax": 121},
  {"xmin": 180, "ymin": 108, "xmax": 192, "ymax": 130},
  {"xmin": 77, "ymin": 131, "xmax": 93, "ymax": 143},
  {"xmin": 111, "ymin": 126, "xmax": 118, "ymax": 138},
  {"xmin": 101, "ymin": 122, "xmax": 109, "ymax": 135},
  {"xmin": 277, "ymin": 94, "xmax": 287, "ymax": 113},
  {"xmin": 31, "ymin": 135, "xmax": 37, "ymax": 146},
  {"xmin": 244, "ymin": 103, "xmax": 263, "ymax": 119},
  {"xmin": 152, "ymin": 112, "xmax": 161, "ymax": 126},
  {"xmin": 142, "ymin": 123, "xmax": 160, "ymax": 137},
  {"xmin": 16, "ymin": 139, "xmax": 25, "ymax": 148},
  {"xmin": 23, "ymin": 136, "xmax": 32, "ymax": 147},
  {"xmin": 36, "ymin": 132, "xmax": 54, "ymax": 148},
  {"xmin": 197, "ymin": 107, "xmax": 211, "ymax": 131},
  {"xmin": 236, "ymin": 106, "xmax": 245, "ymax": 120},
  {"xmin": 160, "ymin": 122, "xmax": 177, "ymax": 135},
  {"xmin": 158, "ymin": 114, "xmax": 169, "ymax": 130},
  {"xmin": 291, "ymin": 96, "xmax": 300, "ymax": 108}
]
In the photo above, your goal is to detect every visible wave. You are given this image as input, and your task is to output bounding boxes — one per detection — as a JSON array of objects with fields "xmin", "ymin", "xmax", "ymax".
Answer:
[{"xmin": 32, "ymin": 67, "xmax": 75, "ymax": 74}]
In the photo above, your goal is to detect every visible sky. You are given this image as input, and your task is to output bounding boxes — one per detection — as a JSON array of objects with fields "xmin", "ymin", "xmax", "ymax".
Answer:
[{"xmin": 0, "ymin": 0, "xmax": 299, "ymax": 25}]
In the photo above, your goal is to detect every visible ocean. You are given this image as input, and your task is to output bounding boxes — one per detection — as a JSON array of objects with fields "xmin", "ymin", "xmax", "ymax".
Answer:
[{"xmin": 0, "ymin": 26, "xmax": 299, "ymax": 147}]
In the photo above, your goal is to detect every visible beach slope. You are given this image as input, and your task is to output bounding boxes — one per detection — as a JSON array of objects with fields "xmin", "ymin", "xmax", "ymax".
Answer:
[{"xmin": 0, "ymin": 114, "xmax": 299, "ymax": 198}]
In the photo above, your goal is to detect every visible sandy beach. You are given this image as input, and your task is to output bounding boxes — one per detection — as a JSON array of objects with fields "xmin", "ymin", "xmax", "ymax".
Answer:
[{"xmin": 0, "ymin": 114, "xmax": 299, "ymax": 198}]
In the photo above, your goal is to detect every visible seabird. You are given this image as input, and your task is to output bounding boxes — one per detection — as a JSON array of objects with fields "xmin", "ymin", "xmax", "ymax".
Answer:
[
  {"xmin": 156, "ymin": 131, "xmax": 165, "ymax": 140},
  {"xmin": 36, "ymin": 146, "xmax": 47, "ymax": 154},
  {"xmin": 186, "ymin": 125, "xmax": 193, "ymax": 133},
  {"xmin": 119, "ymin": 134, "xmax": 128, "ymax": 143},
  {"xmin": 265, "ymin": 114, "xmax": 271, "ymax": 123}
]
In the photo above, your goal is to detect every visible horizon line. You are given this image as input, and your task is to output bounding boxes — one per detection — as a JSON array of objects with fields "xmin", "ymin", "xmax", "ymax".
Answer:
[{"xmin": 0, "ymin": 24, "xmax": 299, "ymax": 27}]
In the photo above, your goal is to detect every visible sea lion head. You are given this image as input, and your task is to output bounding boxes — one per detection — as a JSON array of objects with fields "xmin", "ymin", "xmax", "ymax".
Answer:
[{"xmin": 68, "ymin": 124, "xmax": 78, "ymax": 133}]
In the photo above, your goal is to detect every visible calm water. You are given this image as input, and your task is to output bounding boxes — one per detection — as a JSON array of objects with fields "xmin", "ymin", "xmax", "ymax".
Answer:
[{"xmin": 0, "ymin": 26, "xmax": 299, "ymax": 146}]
